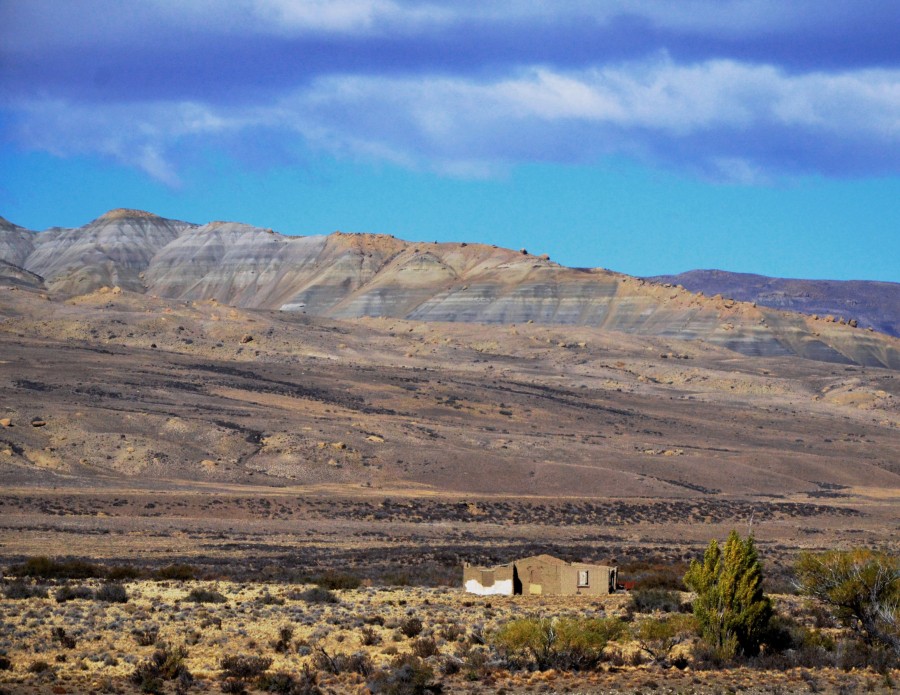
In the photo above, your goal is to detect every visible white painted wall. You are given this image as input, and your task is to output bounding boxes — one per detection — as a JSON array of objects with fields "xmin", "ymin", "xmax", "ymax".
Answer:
[{"xmin": 464, "ymin": 578, "xmax": 513, "ymax": 595}]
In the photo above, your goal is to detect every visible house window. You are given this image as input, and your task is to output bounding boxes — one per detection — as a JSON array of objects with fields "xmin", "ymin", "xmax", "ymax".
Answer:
[{"xmin": 577, "ymin": 570, "xmax": 589, "ymax": 587}]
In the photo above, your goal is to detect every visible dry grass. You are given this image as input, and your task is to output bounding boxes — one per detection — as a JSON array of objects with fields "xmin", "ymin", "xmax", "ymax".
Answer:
[{"xmin": 0, "ymin": 578, "xmax": 897, "ymax": 693}]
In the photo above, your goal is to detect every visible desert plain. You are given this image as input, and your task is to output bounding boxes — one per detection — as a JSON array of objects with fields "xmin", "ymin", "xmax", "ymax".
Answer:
[{"xmin": 0, "ymin": 262, "xmax": 898, "ymax": 692}]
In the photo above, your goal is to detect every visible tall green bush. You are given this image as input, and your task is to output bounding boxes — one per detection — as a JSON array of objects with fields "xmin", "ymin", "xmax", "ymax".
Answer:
[{"xmin": 684, "ymin": 530, "xmax": 772, "ymax": 660}]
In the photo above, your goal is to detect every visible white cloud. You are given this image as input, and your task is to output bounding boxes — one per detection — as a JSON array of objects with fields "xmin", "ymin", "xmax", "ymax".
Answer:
[{"xmin": 10, "ymin": 57, "xmax": 900, "ymax": 182}]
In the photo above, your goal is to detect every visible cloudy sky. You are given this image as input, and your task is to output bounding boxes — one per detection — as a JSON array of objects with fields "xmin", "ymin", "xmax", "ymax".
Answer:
[{"xmin": 2, "ymin": 0, "xmax": 899, "ymax": 280}]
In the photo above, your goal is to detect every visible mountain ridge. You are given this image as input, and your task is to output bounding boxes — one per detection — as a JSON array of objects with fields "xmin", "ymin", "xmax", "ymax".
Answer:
[{"xmin": 2, "ymin": 209, "xmax": 898, "ymax": 369}]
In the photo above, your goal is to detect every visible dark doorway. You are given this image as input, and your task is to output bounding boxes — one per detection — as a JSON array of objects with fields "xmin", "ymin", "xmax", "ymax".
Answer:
[{"xmin": 513, "ymin": 565, "xmax": 522, "ymax": 595}]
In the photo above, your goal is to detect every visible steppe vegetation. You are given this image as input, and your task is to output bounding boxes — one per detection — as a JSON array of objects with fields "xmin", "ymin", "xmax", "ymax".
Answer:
[{"xmin": 1, "ymin": 540, "xmax": 897, "ymax": 694}]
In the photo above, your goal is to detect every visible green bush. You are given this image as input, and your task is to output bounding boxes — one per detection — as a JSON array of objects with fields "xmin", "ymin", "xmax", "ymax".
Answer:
[
  {"xmin": 684, "ymin": 531, "xmax": 772, "ymax": 661},
  {"xmin": 492, "ymin": 617, "xmax": 625, "ymax": 671},
  {"xmin": 795, "ymin": 549, "xmax": 899, "ymax": 659}
]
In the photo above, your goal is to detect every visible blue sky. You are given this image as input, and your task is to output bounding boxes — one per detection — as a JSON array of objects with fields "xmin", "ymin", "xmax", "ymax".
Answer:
[{"xmin": 1, "ymin": 1, "xmax": 899, "ymax": 281}]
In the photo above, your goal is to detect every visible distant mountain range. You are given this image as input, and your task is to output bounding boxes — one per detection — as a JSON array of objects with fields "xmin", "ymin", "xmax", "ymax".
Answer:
[
  {"xmin": 647, "ymin": 270, "xmax": 900, "ymax": 339},
  {"xmin": 2, "ymin": 209, "xmax": 898, "ymax": 368}
]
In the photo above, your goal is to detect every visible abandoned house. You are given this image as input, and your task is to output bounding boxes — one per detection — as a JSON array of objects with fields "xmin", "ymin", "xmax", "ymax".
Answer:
[{"xmin": 463, "ymin": 554, "xmax": 618, "ymax": 596}]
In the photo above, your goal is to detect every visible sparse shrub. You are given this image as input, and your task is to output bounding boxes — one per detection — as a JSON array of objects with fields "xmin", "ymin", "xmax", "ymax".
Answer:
[
  {"xmin": 634, "ymin": 614, "xmax": 697, "ymax": 666},
  {"xmin": 258, "ymin": 591, "xmax": 285, "ymax": 605},
  {"xmin": 367, "ymin": 654, "xmax": 441, "ymax": 694},
  {"xmin": 54, "ymin": 584, "xmax": 93, "ymax": 603},
  {"xmin": 795, "ymin": 549, "xmax": 899, "ymax": 659},
  {"xmin": 28, "ymin": 660, "xmax": 51, "ymax": 674},
  {"xmin": 684, "ymin": 531, "xmax": 773, "ymax": 661},
  {"xmin": 313, "ymin": 648, "xmax": 373, "ymax": 676},
  {"xmin": 272, "ymin": 625, "xmax": 294, "ymax": 653},
  {"xmin": 3, "ymin": 581, "xmax": 47, "ymax": 599},
  {"xmin": 9, "ymin": 556, "xmax": 101, "ymax": 579},
  {"xmin": 133, "ymin": 625, "xmax": 160, "ymax": 646},
  {"xmin": 131, "ymin": 642, "xmax": 191, "ymax": 694},
  {"xmin": 492, "ymin": 617, "xmax": 625, "ymax": 671},
  {"xmin": 96, "ymin": 582, "xmax": 129, "ymax": 603},
  {"xmin": 186, "ymin": 587, "xmax": 227, "ymax": 604},
  {"xmin": 52, "ymin": 626, "xmax": 77, "ymax": 649},
  {"xmin": 400, "ymin": 617, "xmax": 423, "ymax": 639},
  {"xmin": 411, "ymin": 637, "xmax": 439, "ymax": 659},
  {"xmin": 219, "ymin": 655, "xmax": 272, "ymax": 679},
  {"xmin": 107, "ymin": 564, "xmax": 142, "ymax": 580},
  {"xmin": 259, "ymin": 669, "xmax": 322, "ymax": 694},
  {"xmin": 221, "ymin": 677, "xmax": 247, "ymax": 694},
  {"xmin": 297, "ymin": 587, "xmax": 338, "ymax": 604},
  {"xmin": 630, "ymin": 588, "xmax": 683, "ymax": 614},
  {"xmin": 438, "ymin": 624, "xmax": 464, "ymax": 642},
  {"xmin": 155, "ymin": 564, "xmax": 197, "ymax": 581},
  {"xmin": 313, "ymin": 571, "xmax": 362, "ymax": 591},
  {"xmin": 361, "ymin": 625, "xmax": 382, "ymax": 645}
]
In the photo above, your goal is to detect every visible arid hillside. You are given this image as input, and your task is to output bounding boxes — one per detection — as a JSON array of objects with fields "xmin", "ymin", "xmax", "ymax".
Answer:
[{"xmin": 2, "ymin": 209, "xmax": 898, "ymax": 368}]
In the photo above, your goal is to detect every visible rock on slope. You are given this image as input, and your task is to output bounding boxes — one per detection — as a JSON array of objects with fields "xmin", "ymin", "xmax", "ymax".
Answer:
[
  {"xmin": 2, "ymin": 209, "xmax": 899, "ymax": 368},
  {"xmin": 647, "ymin": 269, "xmax": 900, "ymax": 338}
]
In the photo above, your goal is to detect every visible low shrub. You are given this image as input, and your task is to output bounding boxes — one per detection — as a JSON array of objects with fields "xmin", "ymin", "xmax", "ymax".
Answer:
[
  {"xmin": 296, "ymin": 587, "xmax": 338, "ymax": 604},
  {"xmin": 52, "ymin": 626, "xmax": 77, "ymax": 649},
  {"xmin": 54, "ymin": 585, "xmax": 93, "ymax": 603},
  {"xmin": 367, "ymin": 654, "xmax": 441, "ymax": 694},
  {"xmin": 0, "ymin": 656, "xmax": 11, "ymax": 671},
  {"xmin": 272, "ymin": 626, "xmax": 294, "ymax": 653},
  {"xmin": 313, "ymin": 648, "xmax": 373, "ymax": 676},
  {"xmin": 629, "ymin": 588, "xmax": 683, "ymax": 614},
  {"xmin": 130, "ymin": 642, "xmax": 192, "ymax": 694},
  {"xmin": 361, "ymin": 625, "xmax": 382, "ymax": 646},
  {"xmin": 259, "ymin": 666, "xmax": 321, "ymax": 694},
  {"xmin": 95, "ymin": 582, "xmax": 129, "ymax": 603},
  {"xmin": 313, "ymin": 571, "xmax": 362, "ymax": 591},
  {"xmin": 133, "ymin": 625, "xmax": 160, "ymax": 647},
  {"xmin": 107, "ymin": 565, "xmax": 142, "ymax": 581},
  {"xmin": 28, "ymin": 660, "xmax": 51, "ymax": 674},
  {"xmin": 3, "ymin": 581, "xmax": 47, "ymax": 599},
  {"xmin": 10, "ymin": 556, "xmax": 101, "ymax": 579},
  {"xmin": 411, "ymin": 637, "xmax": 439, "ymax": 658},
  {"xmin": 220, "ymin": 655, "xmax": 273, "ymax": 679},
  {"xmin": 492, "ymin": 617, "xmax": 625, "ymax": 671},
  {"xmin": 186, "ymin": 587, "xmax": 227, "ymax": 604},
  {"xmin": 399, "ymin": 617, "xmax": 423, "ymax": 639},
  {"xmin": 154, "ymin": 564, "xmax": 196, "ymax": 581}
]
